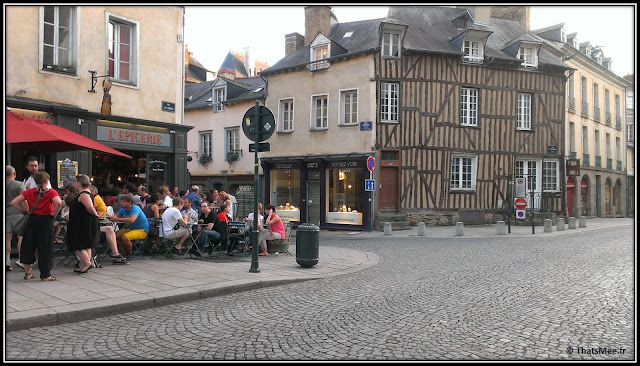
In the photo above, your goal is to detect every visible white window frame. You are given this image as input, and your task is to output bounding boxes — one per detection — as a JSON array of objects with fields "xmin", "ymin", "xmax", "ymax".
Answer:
[
  {"xmin": 40, "ymin": 5, "xmax": 77, "ymax": 75},
  {"xmin": 462, "ymin": 38, "xmax": 484, "ymax": 63},
  {"xmin": 310, "ymin": 44, "xmax": 329, "ymax": 71},
  {"xmin": 278, "ymin": 98, "xmax": 294, "ymax": 132},
  {"xmin": 517, "ymin": 45, "xmax": 537, "ymax": 67},
  {"xmin": 460, "ymin": 87, "xmax": 478, "ymax": 126},
  {"xmin": 627, "ymin": 123, "xmax": 635, "ymax": 143},
  {"xmin": 310, "ymin": 94, "xmax": 329, "ymax": 131},
  {"xmin": 213, "ymin": 87, "xmax": 226, "ymax": 112},
  {"xmin": 339, "ymin": 89, "xmax": 358, "ymax": 126},
  {"xmin": 380, "ymin": 82, "xmax": 399, "ymax": 123},
  {"xmin": 382, "ymin": 31, "xmax": 400, "ymax": 58},
  {"xmin": 517, "ymin": 93, "xmax": 532, "ymax": 130},
  {"xmin": 542, "ymin": 159, "xmax": 560, "ymax": 192},
  {"xmin": 107, "ymin": 13, "xmax": 139, "ymax": 84},
  {"xmin": 450, "ymin": 155, "xmax": 478, "ymax": 191},
  {"xmin": 626, "ymin": 94, "xmax": 634, "ymax": 109},
  {"xmin": 515, "ymin": 159, "xmax": 541, "ymax": 209},
  {"xmin": 582, "ymin": 126, "xmax": 589, "ymax": 154},
  {"xmin": 199, "ymin": 131, "xmax": 212, "ymax": 157},
  {"xmin": 225, "ymin": 128, "xmax": 240, "ymax": 156},
  {"xmin": 560, "ymin": 28, "xmax": 566, "ymax": 43}
]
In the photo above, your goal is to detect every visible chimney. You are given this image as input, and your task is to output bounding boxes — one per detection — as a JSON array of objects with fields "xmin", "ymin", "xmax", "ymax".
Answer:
[
  {"xmin": 243, "ymin": 47, "xmax": 251, "ymax": 77},
  {"xmin": 305, "ymin": 6, "xmax": 332, "ymax": 45},
  {"xmin": 491, "ymin": 6, "xmax": 531, "ymax": 31},
  {"xmin": 285, "ymin": 32, "xmax": 305, "ymax": 56},
  {"xmin": 465, "ymin": 6, "xmax": 491, "ymax": 25}
]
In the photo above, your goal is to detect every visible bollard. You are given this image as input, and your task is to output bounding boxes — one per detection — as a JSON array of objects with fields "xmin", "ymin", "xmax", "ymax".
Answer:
[
  {"xmin": 544, "ymin": 219, "xmax": 552, "ymax": 233},
  {"xmin": 455, "ymin": 222, "xmax": 464, "ymax": 236},
  {"xmin": 568, "ymin": 217, "xmax": 576, "ymax": 229},
  {"xmin": 557, "ymin": 217, "xmax": 565, "ymax": 231},
  {"xmin": 579, "ymin": 216, "xmax": 587, "ymax": 228},
  {"xmin": 496, "ymin": 221, "xmax": 506, "ymax": 235},
  {"xmin": 417, "ymin": 222, "xmax": 426, "ymax": 236},
  {"xmin": 384, "ymin": 222, "xmax": 392, "ymax": 236}
]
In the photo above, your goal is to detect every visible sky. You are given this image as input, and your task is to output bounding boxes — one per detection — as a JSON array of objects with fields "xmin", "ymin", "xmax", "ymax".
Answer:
[{"xmin": 184, "ymin": 5, "xmax": 635, "ymax": 79}]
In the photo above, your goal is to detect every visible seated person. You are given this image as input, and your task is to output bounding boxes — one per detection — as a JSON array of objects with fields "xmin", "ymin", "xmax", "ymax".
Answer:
[
  {"xmin": 107, "ymin": 194, "xmax": 149, "ymax": 258},
  {"xmin": 259, "ymin": 204, "xmax": 285, "ymax": 256},
  {"xmin": 161, "ymin": 197, "xmax": 190, "ymax": 254},
  {"xmin": 91, "ymin": 185, "xmax": 125, "ymax": 263},
  {"xmin": 194, "ymin": 201, "xmax": 222, "ymax": 256},
  {"xmin": 142, "ymin": 193, "xmax": 161, "ymax": 237}
]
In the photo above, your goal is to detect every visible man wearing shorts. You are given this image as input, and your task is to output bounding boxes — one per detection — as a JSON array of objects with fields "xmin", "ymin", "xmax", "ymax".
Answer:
[{"xmin": 107, "ymin": 194, "xmax": 148, "ymax": 257}]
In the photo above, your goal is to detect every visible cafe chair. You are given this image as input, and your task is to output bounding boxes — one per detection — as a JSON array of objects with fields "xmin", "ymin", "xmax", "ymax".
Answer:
[{"xmin": 269, "ymin": 220, "xmax": 293, "ymax": 256}]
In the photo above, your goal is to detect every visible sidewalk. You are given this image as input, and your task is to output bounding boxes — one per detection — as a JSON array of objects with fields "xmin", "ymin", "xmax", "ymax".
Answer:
[{"xmin": 4, "ymin": 217, "xmax": 633, "ymax": 332}]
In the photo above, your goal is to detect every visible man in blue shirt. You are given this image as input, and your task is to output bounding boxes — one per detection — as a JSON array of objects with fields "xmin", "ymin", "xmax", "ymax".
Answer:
[
  {"xmin": 107, "ymin": 194, "xmax": 149, "ymax": 258},
  {"xmin": 183, "ymin": 185, "xmax": 202, "ymax": 215}
]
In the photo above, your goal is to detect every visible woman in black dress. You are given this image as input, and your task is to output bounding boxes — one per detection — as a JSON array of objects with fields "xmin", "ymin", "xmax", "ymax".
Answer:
[{"xmin": 67, "ymin": 174, "xmax": 100, "ymax": 274}]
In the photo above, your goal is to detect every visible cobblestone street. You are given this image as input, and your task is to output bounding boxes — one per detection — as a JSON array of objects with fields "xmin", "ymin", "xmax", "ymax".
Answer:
[{"xmin": 5, "ymin": 224, "xmax": 634, "ymax": 361}]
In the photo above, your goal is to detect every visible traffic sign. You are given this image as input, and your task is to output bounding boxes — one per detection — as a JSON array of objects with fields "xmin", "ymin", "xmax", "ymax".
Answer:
[
  {"xmin": 366, "ymin": 156, "xmax": 375, "ymax": 172},
  {"xmin": 242, "ymin": 106, "xmax": 275, "ymax": 142},
  {"xmin": 514, "ymin": 198, "xmax": 527, "ymax": 210},
  {"xmin": 515, "ymin": 177, "xmax": 526, "ymax": 197},
  {"xmin": 249, "ymin": 142, "xmax": 270, "ymax": 152},
  {"xmin": 515, "ymin": 209, "xmax": 526, "ymax": 219},
  {"xmin": 365, "ymin": 179, "xmax": 376, "ymax": 191}
]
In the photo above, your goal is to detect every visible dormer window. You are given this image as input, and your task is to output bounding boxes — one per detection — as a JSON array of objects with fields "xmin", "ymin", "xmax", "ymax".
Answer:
[
  {"xmin": 561, "ymin": 28, "xmax": 566, "ymax": 43},
  {"xmin": 309, "ymin": 33, "xmax": 331, "ymax": 72},
  {"xmin": 462, "ymin": 38, "xmax": 484, "ymax": 63},
  {"xmin": 382, "ymin": 31, "xmax": 400, "ymax": 57},
  {"xmin": 584, "ymin": 47, "xmax": 591, "ymax": 57},
  {"xmin": 572, "ymin": 38, "xmax": 579, "ymax": 49},
  {"xmin": 213, "ymin": 86, "xmax": 225, "ymax": 112},
  {"xmin": 517, "ymin": 45, "xmax": 538, "ymax": 68}
]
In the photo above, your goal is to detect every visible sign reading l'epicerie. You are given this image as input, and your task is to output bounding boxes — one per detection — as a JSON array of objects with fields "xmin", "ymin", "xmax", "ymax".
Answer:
[{"xmin": 97, "ymin": 126, "xmax": 170, "ymax": 147}]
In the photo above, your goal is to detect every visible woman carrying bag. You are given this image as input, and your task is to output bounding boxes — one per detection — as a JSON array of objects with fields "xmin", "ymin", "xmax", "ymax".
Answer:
[{"xmin": 10, "ymin": 171, "xmax": 62, "ymax": 281}]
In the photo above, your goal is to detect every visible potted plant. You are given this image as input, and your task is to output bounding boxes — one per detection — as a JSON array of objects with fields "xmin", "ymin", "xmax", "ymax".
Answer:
[
  {"xmin": 198, "ymin": 154, "xmax": 212, "ymax": 167},
  {"xmin": 226, "ymin": 151, "xmax": 239, "ymax": 162}
]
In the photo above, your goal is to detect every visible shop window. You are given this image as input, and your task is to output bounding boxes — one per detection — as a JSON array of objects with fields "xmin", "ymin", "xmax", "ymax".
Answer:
[
  {"xmin": 271, "ymin": 169, "xmax": 301, "ymax": 222},
  {"xmin": 327, "ymin": 167, "xmax": 363, "ymax": 225}
]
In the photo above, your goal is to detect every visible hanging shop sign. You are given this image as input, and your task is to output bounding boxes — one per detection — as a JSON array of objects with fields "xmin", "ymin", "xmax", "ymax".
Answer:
[{"xmin": 566, "ymin": 159, "xmax": 580, "ymax": 176}]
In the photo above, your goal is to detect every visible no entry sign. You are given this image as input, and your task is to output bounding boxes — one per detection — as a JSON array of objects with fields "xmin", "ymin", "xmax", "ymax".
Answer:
[{"xmin": 515, "ymin": 198, "xmax": 527, "ymax": 210}]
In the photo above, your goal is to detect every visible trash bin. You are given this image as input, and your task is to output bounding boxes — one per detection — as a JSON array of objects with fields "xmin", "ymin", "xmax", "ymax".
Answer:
[{"xmin": 295, "ymin": 223, "xmax": 319, "ymax": 268}]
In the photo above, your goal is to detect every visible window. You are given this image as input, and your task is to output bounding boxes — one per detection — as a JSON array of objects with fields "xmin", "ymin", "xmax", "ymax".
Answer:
[
  {"xmin": 225, "ymin": 128, "xmax": 240, "ymax": 155},
  {"xmin": 542, "ymin": 160, "xmax": 559, "ymax": 192},
  {"xmin": 311, "ymin": 94, "xmax": 328, "ymax": 130},
  {"xmin": 605, "ymin": 89, "xmax": 611, "ymax": 113},
  {"xmin": 515, "ymin": 159, "xmax": 539, "ymax": 192},
  {"xmin": 569, "ymin": 122, "xmax": 575, "ymax": 154},
  {"xmin": 627, "ymin": 94, "xmax": 634, "ymax": 109},
  {"xmin": 450, "ymin": 155, "xmax": 477, "ymax": 190},
  {"xmin": 517, "ymin": 93, "xmax": 532, "ymax": 130},
  {"xmin": 42, "ymin": 6, "xmax": 76, "ymax": 74},
  {"xmin": 278, "ymin": 98, "xmax": 294, "ymax": 132},
  {"xmin": 580, "ymin": 77, "xmax": 588, "ymax": 103},
  {"xmin": 108, "ymin": 15, "xmax": 137, "ymax": 83},
  {"xmin": 381, "ymin": 83, "xmax": 399, "ymax": 123},
  {"xmin": 567, "ymin": 73, "xmax": 575, "ymax": 98},
  {"xmin": 606, "ymin": 133, "xmax": 611, "ymax": 159},
  {"xmin": 460, "ymin": 87, "xmax": 478, "ymax": 126},
  {"xmin": 627, "ymin": 123, "xmax": 635, "ymax": 143},
  {"xmin": 213, "ymin": 87, "xmax": 225, "ymax": 112},
  {"xmin": 582, "ymin": 126, "xmax": 589, "ymax": 153},
  {"xmin": 517, "ymin": 45, "xmax": 537, "ymax": 67},
  {"xmin": 199, "ymin": 131, "xmax": 212, "ymax": 157},
  {"xmin": 382, "ymin": 32, "xmax": 400, "ymax": 57},
  {"xmin": 311, "ymin": 45, "xmax": 329, "ymax": 71},
  {"xmin": 616, "ymin": 137, "xmax": 621, "ymax": 162},
  {"xmin": 594, "ymin": 130, "xmax": 600, "ymax": 156},
  {"xmin": 593, "ymin": 83, "xmax": 599, "ymax": 108},
  {"xmin": 561, "ymin": 28, "xmax": 566, "ymax": 43},
  {"xmin": 615, "ymin": 94, "xmax": 621, "ymax": 118},
  {"xmin": 462, "ymin": 39, "xmax": 483, "ymax": 62},
  {"xmin": 339, "ymin": 89, "xmax": 358, "ymax": 125}
]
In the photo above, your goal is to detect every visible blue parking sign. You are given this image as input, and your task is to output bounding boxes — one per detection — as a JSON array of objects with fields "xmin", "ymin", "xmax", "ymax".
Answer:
[{"xmin": 365, "ymin": 179, "xmax": 376, "ymax": 191}]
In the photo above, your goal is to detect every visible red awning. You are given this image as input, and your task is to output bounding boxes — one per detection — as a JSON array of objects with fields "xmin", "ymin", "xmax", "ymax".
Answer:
[{"xmin": 6, "ymin": 110, "xmax": 132, "ymax": 159}]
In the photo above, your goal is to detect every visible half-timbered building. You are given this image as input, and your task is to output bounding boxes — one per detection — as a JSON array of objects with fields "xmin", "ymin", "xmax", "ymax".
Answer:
[{"xmin": 374, "ymin": 6, "xmax": 572, "ymax": 226}]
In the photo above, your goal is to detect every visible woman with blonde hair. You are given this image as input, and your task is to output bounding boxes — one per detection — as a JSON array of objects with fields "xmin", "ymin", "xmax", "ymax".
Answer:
[{"xmin": 67, "ymin": 174, "xmax": 101, "ymax": 274}]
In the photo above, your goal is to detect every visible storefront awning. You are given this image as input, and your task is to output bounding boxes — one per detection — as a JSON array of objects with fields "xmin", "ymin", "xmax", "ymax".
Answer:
[{"xmin": 6, "ymin": 110, "xmax": 132, "ymax": 159}]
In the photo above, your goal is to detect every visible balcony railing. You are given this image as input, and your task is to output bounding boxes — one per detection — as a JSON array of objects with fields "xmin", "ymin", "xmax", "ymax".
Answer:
[
  {"xmin": 617, "ymin": 160, "xmax": 622, "ymax": 171},
  {"xmin": 568, "ymin": 97, "xmax": 575, "ymax": 112},
  {"xmin": 581, "ymin": 102, "xmax": 589, "ymax": 116},
  {"xmin": 582, "ymin": 153, "xmax": 590, "ymax": 166},
  {"xmin": 595, "ymin": 155, "xmax": 602, "ymax": 168},
  {"xmin": 593, "ymin": 106, "xmax": 600, "ymax": 122},
  {"xmin": 309, "ymin": 60, "xmax": 330, "ymax": 71},
  {"xmin": 605, "ymin": 112, "xmax": 612, "ymax": 125},
  {"xmin": 569, "ymin": 151, "xmax": 577, "ymax": 159},
  {"xmin": 606, "ymin": 158, "xmax": 613, "ymax": 169},
  {"xmin": 616, "ymin": 116, "xmax": 622, "ymax": 130}
]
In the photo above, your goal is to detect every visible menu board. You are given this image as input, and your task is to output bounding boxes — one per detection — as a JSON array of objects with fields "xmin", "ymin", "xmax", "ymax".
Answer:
[{"xmin": 57, "ymin": 159, "xmax": 78, "ymax": 189}]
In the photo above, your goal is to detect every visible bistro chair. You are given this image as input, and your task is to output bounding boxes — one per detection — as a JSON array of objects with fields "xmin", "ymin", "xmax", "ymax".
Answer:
[{"xmin": 269, "ymin": 220, "xmax": 293, "ymax": 256}]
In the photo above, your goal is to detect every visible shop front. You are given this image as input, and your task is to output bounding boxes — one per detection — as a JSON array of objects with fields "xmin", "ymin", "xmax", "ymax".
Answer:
[{"xmin": 262, "ymin": 154, "xmax": 371, "ymax": 231}]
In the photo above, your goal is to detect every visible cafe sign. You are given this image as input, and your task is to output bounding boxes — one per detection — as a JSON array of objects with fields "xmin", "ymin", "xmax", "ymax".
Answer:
[
  {"xmin": 566, "ymin": 159, "xmax": 580, "ymax": 176},
  {"xmin": 97, "ymin": 126, "xmax": 170, "ymax": 147}
]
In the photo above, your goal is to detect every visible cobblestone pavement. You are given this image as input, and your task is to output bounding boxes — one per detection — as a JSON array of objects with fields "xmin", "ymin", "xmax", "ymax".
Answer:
[{"xmin": 5, "ymin": 222, "xmax": 634, "ymax": 361}]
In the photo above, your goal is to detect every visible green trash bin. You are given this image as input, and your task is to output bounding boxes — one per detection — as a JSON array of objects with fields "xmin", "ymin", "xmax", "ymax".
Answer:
[{"xmin": 295, "ymin": 223, "xmax": 319, "ymax": 267}]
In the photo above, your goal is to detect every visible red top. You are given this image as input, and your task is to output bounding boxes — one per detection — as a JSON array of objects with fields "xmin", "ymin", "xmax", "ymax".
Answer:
[
  {"xmin": 268, "ymin": 214, "xmax": 286, "ymax": 237},
  {"xmin": 21, "ymin": 187, "xmax": 59, "ymax": 215},
  {"xmin": 217, "ymin": 211, "xmax": 229, "ymax": 223}
]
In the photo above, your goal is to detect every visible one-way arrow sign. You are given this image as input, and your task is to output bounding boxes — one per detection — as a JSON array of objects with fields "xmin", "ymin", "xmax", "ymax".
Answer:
[{"xmin": 249, "ymin": 142, "xmax": 271, "ymax": 152}]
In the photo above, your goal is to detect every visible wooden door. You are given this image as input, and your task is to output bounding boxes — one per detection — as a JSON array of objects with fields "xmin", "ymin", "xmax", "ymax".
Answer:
[{"xmin": 379, "ymin": 166, "xmax": 399, "ymax": 209}]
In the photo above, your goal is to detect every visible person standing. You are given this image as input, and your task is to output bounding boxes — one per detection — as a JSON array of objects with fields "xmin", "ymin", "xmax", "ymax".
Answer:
[
  {"xmin": 184, "ymin": 185, "xmax": 202, "ymax": 215},
  {"xmin": 23, "ymin": 156, "xmax": 52, "ymax": 190},
  {"xmin": 5, "ymin": 165, "xmax": 27, "ymax": 271},
  {"xmin": 10, "ymin": 171, "xmax": 62, "ymax": 281},
  {"xmin": 67, "ymin": 175, "xmax": 101, "ymax": 274}
]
